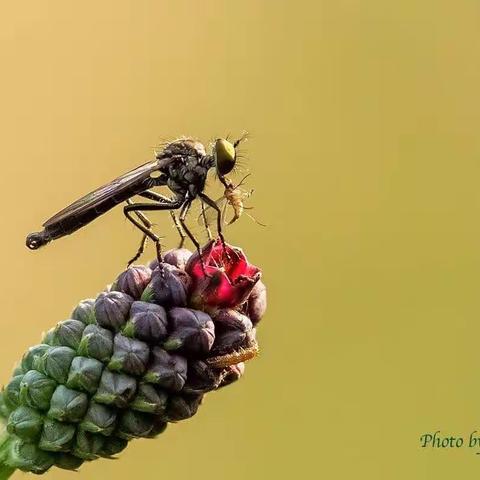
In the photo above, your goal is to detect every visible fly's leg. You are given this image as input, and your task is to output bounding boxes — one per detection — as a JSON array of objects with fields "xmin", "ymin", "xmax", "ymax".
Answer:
[
  {"xmin": 199, "ymin": 192, "xmax": 227, "ymax": 254},
  {"xmin": 200, "ymin": 200, "xmax": 213, "ymax": 241},
  {"xmin": 125, "ymin": 199, "xmax": 154, "ymax": 266},
  {"xmin": 170, "ymin": 211, "xmax": 187, "ymax": 248},
  {"xmin": 179, "ymin": 200, "xmax": 208, "ymax": 276},
  {"xmin": 139, "ymin": 190, "xmax": 186, "ymax": 248},
  {"xmin": 123, "ymin": 199, "xmax": 183, "ymax": 266}
]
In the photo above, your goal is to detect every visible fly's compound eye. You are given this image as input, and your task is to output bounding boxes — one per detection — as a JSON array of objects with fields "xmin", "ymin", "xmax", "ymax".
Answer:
[{"xmin": 214, "ymin": 138, "xmax": 236, "ymax": 176}]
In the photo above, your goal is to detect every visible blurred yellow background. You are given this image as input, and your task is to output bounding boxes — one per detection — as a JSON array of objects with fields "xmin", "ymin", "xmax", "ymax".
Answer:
[{"xmin": 1, "ymin": 1, "xmax": 480, "ymax": 478}]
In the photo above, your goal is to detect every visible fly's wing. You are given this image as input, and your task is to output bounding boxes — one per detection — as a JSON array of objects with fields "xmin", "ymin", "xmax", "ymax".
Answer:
[
  {"xmin": 43, "ymin": 159, "xmax": 167, "ymax": 228},
  {"xmin": 197, "ymin": 196, "xmax": 229, "ymax": 227}
]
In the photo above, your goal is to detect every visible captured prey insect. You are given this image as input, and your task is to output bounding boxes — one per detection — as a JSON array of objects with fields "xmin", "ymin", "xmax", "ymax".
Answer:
[
  {"xmin": 26, "ymin": 136, "xmax": 247, "ymax": 265},
  {"xmin": 198, "ymin": 174, "xmax": 265, "ymax": 236}
]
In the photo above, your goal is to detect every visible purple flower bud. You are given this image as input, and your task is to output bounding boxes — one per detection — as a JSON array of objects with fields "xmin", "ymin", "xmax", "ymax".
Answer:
[
  {"xmin": 183, "ymin": 361, "xmax": 223, "ymax": 394},
  {"xmin": 165, "ymin": 393, "xmax": 203, "ymax": 422},
  {"xmin": 144, "ymin": 417, "xmax": 168, "ymax": 438},
  {"xmin": 211, "ymin": 327, "xmax": 257, "ymax": 356},
  {"xmin": 141, "ymin": 263, "xmax": 191, "ymax": 308},
  {"xmin": 108, "ymin": 334, "xmax": 150, "ymax": 376},
  {"xmin": 95, "ymin": 291, "xmax": 133, "ymax": 331},
  {"xmin": 143, "ymin": 347, "xmax": 187, "ymax": 392},
  {"xmin": 162, "ymin": 248, "xmax": 193, "ymax": 270},
  {"xmin": 163, "ymin": 308, "xmax": 215, "ymax": 356},
  {"xmin": 112, "ymin": 265, "xmax": 152, "ymax": 300},
  {"xmin": 247, "ymin": 280, "xmax": 267, "ymax": 325},
  {"xmin": 213, "ymin": 309, "xmax": 253, "ymax": 332},
  {"xmin": 123, "ymin": 301, "xmax": 168, "ymax": 343}
]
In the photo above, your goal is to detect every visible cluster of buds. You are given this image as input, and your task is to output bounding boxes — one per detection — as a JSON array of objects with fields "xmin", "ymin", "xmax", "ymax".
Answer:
[{"xmin": 0, "ymin": 240, "xmax": 266, "ymax": 477}]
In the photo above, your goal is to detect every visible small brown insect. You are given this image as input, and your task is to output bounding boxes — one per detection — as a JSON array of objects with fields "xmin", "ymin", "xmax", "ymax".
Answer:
[{"xmin": 199, "ymin": 174, "xmax": 265, "ymax": 235}]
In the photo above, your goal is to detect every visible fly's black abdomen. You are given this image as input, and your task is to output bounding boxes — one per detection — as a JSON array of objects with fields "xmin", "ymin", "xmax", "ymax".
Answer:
[{"xmin": 26, "ymin": 176, "xmax": 160, "ymax": 249}]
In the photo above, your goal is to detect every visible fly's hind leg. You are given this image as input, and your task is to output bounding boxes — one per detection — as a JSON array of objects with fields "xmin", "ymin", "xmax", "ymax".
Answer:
[
  {"xmin": 139, "ymin": 190, "xmax": 186, "ymax": 249},
  {"xmin": 124, "ymin": 199, "xmax": 183, "ymax": 266},
  {"xmin": 125, "ymin": 199, "xmax": 153, "ymax": 266}
]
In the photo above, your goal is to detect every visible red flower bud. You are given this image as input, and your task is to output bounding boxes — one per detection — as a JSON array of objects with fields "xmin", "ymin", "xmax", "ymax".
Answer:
[{"xmin": 186, "ymin": 239, "xmax": 261, "ymax": 310}]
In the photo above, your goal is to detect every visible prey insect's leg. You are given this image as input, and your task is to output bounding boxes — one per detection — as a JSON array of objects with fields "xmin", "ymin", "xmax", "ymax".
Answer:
[
  {"xmin": 124, "ymin": 199, "xmax": 183, "ymax": 265},
  {"xmin": 201, "ymin": 200, "xmax": 213, "ymax": 241},
  {"xmin": 139, "ymin": 190, "xmax": 186, "ymax": 248}
]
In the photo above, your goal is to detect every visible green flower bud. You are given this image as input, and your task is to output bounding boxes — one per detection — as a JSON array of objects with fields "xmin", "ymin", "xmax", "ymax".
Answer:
[
  {"xmin": 108, "ymin": 334, "xmax": 149, "ymax": 376},
  {"xmin": 54, "ymin": 453, "xmax": 84, "ymax": 471},
  {"xmin": 143, "ymin": 347, "xmax": 187, "ymax": 392},
  {"xmin": 21, "ymin": 344, "xmax": 50, "ymax": 372},
  {"xmin": 0, "ymin": 392, "xmax": 10, "ymax": 418},
  {"xmin": 99, "ymin": 436, "xmax": 128, "ymax": 457},
  {"xmin": 12, "ymin": 364, "xmax": 25, "ymax": 376},
  {"xmin": 123, "ymin": 301, "xmax": 168, "ymax": 343},
  {"xmin": 66, "ymin": 356, "xmax": 104, "ymax": 394},
  {"xmin": 72, "ymin": 430, "xmax": 105, "ymax": 460},
  {"xmin": 8, "ymin": 439, "xmax": 55, "ymax": 474},
  {"xmin": 112, "ymin": 265, "xmax": 152, "ymax": 300},
  {"xmin": 51, "ymin": 320, "xmax": 86, "ymax": 350},
  {"xmin": 20, "ymin": 371, "xmax": 57, "ymax": 411},
  {"xmin": 36, "ymin": 346, "xmax": 76, "ymax": 384},
  {"xmin": 116, "ymin": 410, "xmax": 154, "ymax": 440},
  {"xmin": 95, "ymin": 291, "xmax": 133, "ymax": 331},
  {"xmin": 130, "ymin": 384, "xmax": 168, "ymax": 415},
  {"xmin": 80, "ymin": 402, "xmax": 117, "ymax": 436},
  {"xmin": 71, "ymin": 298, "xmax": 96, "ymax": 325},
  {"xmin": 78, "ymin": 324, "xmax": 114, "ymax": 363},
  {"xmin": 3, "ymin": 375, "xmax": 24, "ymax": 410},
  {"xmin": 93, "ymin": 370, "xmax": 137, "ymax": 409},
  {"xmin": 7, "ymin": 406, "xmax": 43, "ymax": 441},
  {"xmin": 47, "ymin": 385, "xmax": 88, "ymax": 422},
  {"xmin": 41, "ymin": 328, "xmax": 56, "ymax": 346},
  {"xmin": 39, "ymin": 418, "xmax": 76, "ymax": 452}
]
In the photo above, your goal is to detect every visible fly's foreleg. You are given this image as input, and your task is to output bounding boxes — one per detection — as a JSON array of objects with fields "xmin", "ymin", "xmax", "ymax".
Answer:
[
  {"xmin": 199, "ymin": 192, "xmax": 226, "ymax": 248},
  {"xmin": 178, "ymin": 199, "xmax": 209, "ymax": 275}
]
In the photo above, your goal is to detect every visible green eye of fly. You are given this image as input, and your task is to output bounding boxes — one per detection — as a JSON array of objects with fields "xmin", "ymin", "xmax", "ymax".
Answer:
[{"xmin": 214, "ymin": 139, "xmax": 236, "ymax": 176}]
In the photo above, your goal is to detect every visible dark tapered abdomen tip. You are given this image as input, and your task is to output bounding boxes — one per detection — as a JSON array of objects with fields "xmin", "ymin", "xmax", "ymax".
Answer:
[{"xmin": 26, "ymin": 231, "xmax": 50, "ymax": 250}]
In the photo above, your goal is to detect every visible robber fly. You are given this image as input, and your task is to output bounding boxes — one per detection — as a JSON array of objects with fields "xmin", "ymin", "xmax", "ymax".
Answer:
[
  {"xmin": 27, "ymin": 136, "xmax": 246, "ymax": 265},
  {"xmin": 198, "ymin": 174, "xmax": 265, "ymax": 234}
]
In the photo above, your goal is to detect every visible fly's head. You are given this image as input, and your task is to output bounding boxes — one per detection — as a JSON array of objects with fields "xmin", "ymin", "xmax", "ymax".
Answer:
[{"xmin": 212, "ymin": 133, "xmax": 248, "ymax": 187}]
